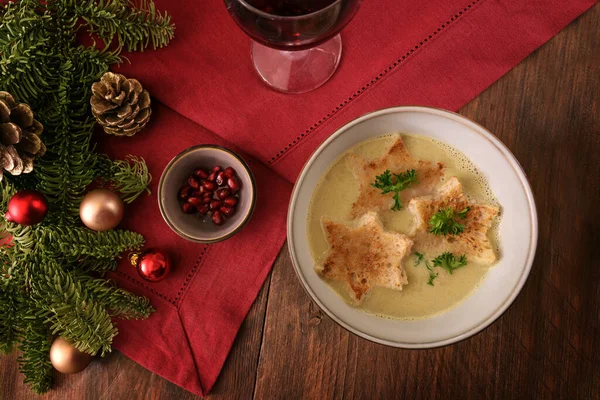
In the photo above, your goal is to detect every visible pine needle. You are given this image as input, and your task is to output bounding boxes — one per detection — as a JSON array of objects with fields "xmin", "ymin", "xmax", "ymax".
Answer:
[{"xmin": 0, "ymin": 0, "xmax": 174, "ymax": 392}]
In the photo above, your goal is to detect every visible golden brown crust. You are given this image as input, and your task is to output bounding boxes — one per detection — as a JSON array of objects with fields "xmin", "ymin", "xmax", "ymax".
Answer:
[
  {"xmin": 408, "ymin": 177, "xmax": 500, "ymax": 264},
  {"xmin": 317, "ymin": 212, "xmax": 413, "ymax": 303},
  {"xmin": 346, "ymin": 135, "xmax": 445, "ymax": 218}
]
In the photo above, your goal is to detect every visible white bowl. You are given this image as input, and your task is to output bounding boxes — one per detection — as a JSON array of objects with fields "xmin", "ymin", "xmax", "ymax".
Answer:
[{"xmin": 287, "ymin": 106, "xmax": 537, "ymax": 348}]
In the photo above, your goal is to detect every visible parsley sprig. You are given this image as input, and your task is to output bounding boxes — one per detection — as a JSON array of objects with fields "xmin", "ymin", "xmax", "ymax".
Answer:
[
  {"xmin": 372, "ymin": 169, "xmax": 418, "ymax": 211},
  {"xmin": 432, "ymin": 252, "xmax": 467, "ymax": 275},
  {"xmin": 429, "ymin": 206, "xmax": 470, "ymax": 236},
  {"xmin": 413, "ymin": 252, "xmax": 438, "ymax": 286},
  {"xmin": 414, "ymin": 252, "xmax": 425, "ymax": 266},
  {"xmin": 413, "ymin": 252, "xmax": 468, "ymax": 286}
]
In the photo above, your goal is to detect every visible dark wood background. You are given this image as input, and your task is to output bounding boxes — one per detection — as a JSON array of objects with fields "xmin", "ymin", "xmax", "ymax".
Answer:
[{"xmin": 2, "ymin": 3, "xmax": 599, "ymax": 399}]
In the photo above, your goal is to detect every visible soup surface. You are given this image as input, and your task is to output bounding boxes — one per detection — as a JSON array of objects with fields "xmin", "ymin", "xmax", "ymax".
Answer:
[{"xmin": 307, "ymin": 134, "xmax": 501, "ymax": 320}]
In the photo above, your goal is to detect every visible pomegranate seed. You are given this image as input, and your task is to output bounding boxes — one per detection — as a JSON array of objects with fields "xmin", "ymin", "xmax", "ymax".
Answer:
[
  {"xmin": 211, "ymin": 165, "xmax": 222, "ymax": 173},
  {"xmin": 193, "ymin": 168, "xmax": 209, "ymax": 179},
  {"xmin": 220, "ymin": 206, "xmax": 235, "ymax": 217},
  {"xmin": 179, "ymin": 185, "xmax": 192, "ymax": 199},
  {"xmin": 224, "ymin": 167, "xmax": 236, "ymax": 178},
  {"xmin": 182, "ymin": 203, "xmax": 195, "ymax": 214},
  {"xmin": 209, "ymin": 200, "xmax": 222, "ymax": 211},
  {"xmin": 187, "ymin": 196, "xmax": 203, "ymax": 206},
  {"xmin": 197, "ymin": 205, "xmax": 209, "ymax": 215},
  {"xmin": 202, "ymin": 180, "xmax": 217, "ymax": 191},
  {"xmin": 223, "ymin": 196, "xmax": 238, "ymax": 207},
  {"xmin": 206, "ymin": 172, "xmax": 217, "ymax": 182},
  {"xmin": 216, "ymin": 171, "xmax": 225, "ymax": 186},
  {"xmin": 216, "ymin": 188, "xmax": 231, "ymax": 200},
  {"xmin": 227, "ymin": 177, "xmax": 241, "ymax": 193},
  {"xmin": 202, "ymin": 196, "xmax": 212, "ymax": 204},
  {"xmin": 211, "ymin": 211, "xmax": 224, "ymax": 225},
  {"xmin": 187, "ymin": 176, "xmax": 200, "ymax": 189}
]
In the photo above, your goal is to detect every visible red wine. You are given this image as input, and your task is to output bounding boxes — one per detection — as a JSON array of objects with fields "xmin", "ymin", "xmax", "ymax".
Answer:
[
  {"xmin": 225, "ymin": 0, "xmax": 360, "ymax": 50},
  {"xmin": 247, "ymin": 0, "xmax": 338, "ymax": 17}
]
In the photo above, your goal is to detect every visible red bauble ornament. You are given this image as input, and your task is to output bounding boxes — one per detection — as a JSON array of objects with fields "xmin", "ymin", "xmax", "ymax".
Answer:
[
  {"xmin": 5, "ymin": 190, "xmax": 48, "ymax": 226},
  {"xmin": 130, "ymin": 248, "xmax": 172, "ymax": 282}
]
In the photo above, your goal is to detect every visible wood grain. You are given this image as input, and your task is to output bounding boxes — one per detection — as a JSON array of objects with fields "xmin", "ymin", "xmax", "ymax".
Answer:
[
  {"xmin": 1, "ymin": 3, "xmax": 599, "ymax": 399},
  {"xmin": 253, "ymin": 4, "xmax": 600, "ymax": 400}
]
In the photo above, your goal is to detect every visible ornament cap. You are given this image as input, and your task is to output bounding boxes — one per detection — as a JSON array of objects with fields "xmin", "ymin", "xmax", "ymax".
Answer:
[{"xmin": 129, "ymin": 252, "xmax": 140, "ymax": 267}]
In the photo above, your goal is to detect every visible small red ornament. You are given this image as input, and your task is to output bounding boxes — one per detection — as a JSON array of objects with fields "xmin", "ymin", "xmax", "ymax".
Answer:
[
  {"xmin": 5, "ymin": 190, "xmax": 48, "ymax": 226},
  {"xmin": 130, "ymin": 248, "xmax": 172, "ymax": 282}
]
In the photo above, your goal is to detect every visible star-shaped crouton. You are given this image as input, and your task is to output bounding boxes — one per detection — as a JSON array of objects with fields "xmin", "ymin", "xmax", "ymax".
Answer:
[
  {"xmin": 408, "ymin": 177, "xmax": 500, "ymax": 264},
  {"xmin": 316, "ymin": 212, "xmax": 413, "ymax": 304},
  {"xmin": 346, "ymin": 135, "xmax": 445, "ymax": 218}
]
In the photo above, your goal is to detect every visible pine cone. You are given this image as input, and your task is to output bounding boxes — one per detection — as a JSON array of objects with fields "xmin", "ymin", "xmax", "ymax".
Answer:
[
  {"xmin": 0, "ymin": 91, "xmax": 46, "ymax": 182},
  {"xmin": 91, "ymin": 72, "xmax": 152, "ymax": 137}
]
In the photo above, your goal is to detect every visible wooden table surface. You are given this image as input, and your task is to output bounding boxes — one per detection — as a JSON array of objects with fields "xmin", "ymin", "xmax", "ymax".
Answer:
[{"xmin": 2, "ymin": 3, "xmax": 599, "ymax": 399}]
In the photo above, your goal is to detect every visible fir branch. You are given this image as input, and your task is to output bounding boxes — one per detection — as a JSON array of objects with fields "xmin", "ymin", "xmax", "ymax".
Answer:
[
  {"xmin": 96, "ymin": 154, "xmax": 152, "ymax": 203},
  {"xmin": 76, "ymin": 257, "xmax": 119, "ymax": 274},
  {"xmin": 28, "ymin": 257, "xmax": 117, "ymax": 356},
  {"xmin": 74, "ymin": 0, "xmax": 175, "ymax": 52},
  {"xmin": 34, "ymin": 53, "xmax": 99, "ymax": 224},
  {"xmin": 75, "ymin": 273, "xmax": 154, "ymax": 319},
  {"xmin": 0, "ymin": 2, "xmax": 54, "ymax": 101},
  {"xmin": 17, "ymin": 312, "xmax": 53, "ymax": 394},
  {"xmin": 0, "ymin": 178, "xmax": 16, "ymax": 216},
  {"xmin": 9, "ymin": 225, "xmax": 145, "ymax": 260},
  {"xmin": 0, "ymin": 284, "xmax": 20, "ymax": 354},
  {"xmin": 0, "ymin": 0, "xmax": 174, "ymax": 392}
]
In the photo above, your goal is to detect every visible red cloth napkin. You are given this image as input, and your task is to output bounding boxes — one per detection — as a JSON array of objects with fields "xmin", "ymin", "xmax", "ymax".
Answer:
[{"xmin": 101, "ymin": 0, "xmax": 596, "ymax": 395}]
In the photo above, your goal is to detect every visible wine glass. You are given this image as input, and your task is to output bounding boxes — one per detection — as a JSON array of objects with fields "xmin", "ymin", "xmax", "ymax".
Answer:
[{"xmin": 224, "ymin": 0, "xmax": 361, "ymax": 94}]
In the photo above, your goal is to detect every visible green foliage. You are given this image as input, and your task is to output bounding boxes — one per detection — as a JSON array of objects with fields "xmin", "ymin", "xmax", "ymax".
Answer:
[
  {"xmin": 0, "ymin": 283, "xmax": 20, "ymax": 354},
  {"xmin": 17, "ymin": 314, "xmax": 53, "ymax": 394},
  {"xmin": 96, "ymin": 155, "xmax": 152, "ymax": 203},
  {"xmin": 432, "ymin": 252, "xmax": 468, "ymax": 275},
  {"xmin": 428, "ymin": 206, "xmax": 469, "ymax": 236},
  {"xmin": 412, "ymin": 252, "xmax": 438, "ymax": 286},
  {"xmin": 413, "ymin": 252, "xmax": 468, "ymax": 286},
  {"xmin": 372, "ymin": 169, "xmax": 418, "ymax": 211},
  {"xmin": 0, "ymin": 0, "xmax": 173, "ymax": 392},
  {"xmin": 74, "ymin": 0, "xmax": 175, "ymax": 52},
  {"xmin": 413, "ymin": 252, "xmax": 424, "ymax": 266}
]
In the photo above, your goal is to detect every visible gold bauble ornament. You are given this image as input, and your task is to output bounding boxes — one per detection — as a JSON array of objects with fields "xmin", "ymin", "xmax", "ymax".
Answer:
[
  {"xmin": 79, "ymin": 188, "xmax": 124, "ymax": 231},
  {"xmin": 49, "ymin": 337, "xmax": 92, "ymax": 374}
]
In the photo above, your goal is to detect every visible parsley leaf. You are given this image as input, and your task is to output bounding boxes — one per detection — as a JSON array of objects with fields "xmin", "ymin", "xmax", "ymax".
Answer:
[
  {"xmin": 432, "ymin": 252, "xmax": 467, "ymax": 275},
  {"xmin": 372, "ymin": 169, "xmax": 418, "ymax": 211},
  {"xmin": 457, "ymin": 207, "xmax": 470, "ymax": 219},
  {"xmin": 414, "ymin": 255, "xmax": 438, "ymax": 286},
  {"xmin": 427, "ymin": 270, "xmax": 438, "ymax": 286},
  {"xmin": 428, "ymin": 206, "xmax": 470, "ymax": 236},
  {"xmin": 392, "ymin": 192, "xmax": 402, "ymax": 211},
  {"xmin": 414, "ymin": 252, "xmax": 424, "ymax": 266},
  {"xmin": 424, "ymin": 260, "xmax": 438, "ymax": 285}
]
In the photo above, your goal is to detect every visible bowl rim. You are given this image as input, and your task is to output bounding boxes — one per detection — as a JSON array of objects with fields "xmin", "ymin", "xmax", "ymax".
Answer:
[
  {"xmin": 158, "ymin": 144, "xmax": 257, "ymax": 244},
  {"xmin": 287, "ymin": 105, "xmax": 538, "ymax": 348}
]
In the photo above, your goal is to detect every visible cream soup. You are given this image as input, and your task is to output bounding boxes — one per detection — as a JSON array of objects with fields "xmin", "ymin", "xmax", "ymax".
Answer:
[{"xmin": 307, "ymin": 134, "xmax": 501, "ymax": 320}]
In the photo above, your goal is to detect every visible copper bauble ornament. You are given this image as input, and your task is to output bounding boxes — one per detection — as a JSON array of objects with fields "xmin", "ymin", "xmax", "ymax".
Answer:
[
  {"xmin": 5, "ymin": 189, "xmax": 48, "ymax": 226},
  {"xmin": 79, "ymin": 188, "xmax": 124, "ymax": 231},
  {"xmin": 130, "ymin": 248, "xmax": 172, "ymax": 282},
  {"xmin": 49, "ymin": 337, "xmax": 92, "ymax": 374}
]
